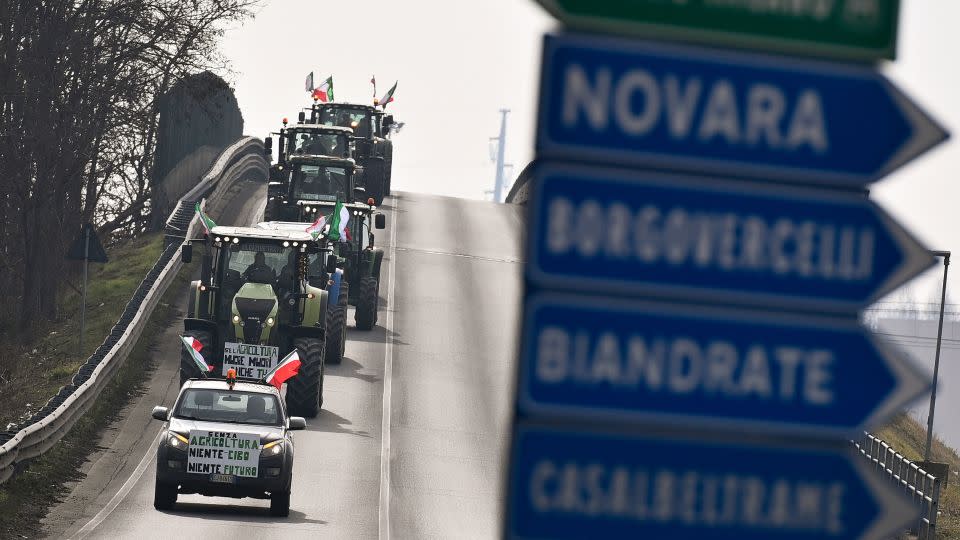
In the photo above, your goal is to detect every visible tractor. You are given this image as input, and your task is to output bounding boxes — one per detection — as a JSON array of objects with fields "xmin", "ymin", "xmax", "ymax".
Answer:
[
  {"xmin": 263, "ymin": 154, "xmax": 364, "ymax": 223},
  {"xmin": 310, "ymin": 102, "xmax": 397, "ymax": 204},
  {"xmin": 257, "ymin": 220, "xmax": 349, "ymax": 365},
  {"xmin": 264, "ymin": 119, "xmax": 354, "ymax": 185},
  {"xmin": 179, "ymin": 225, "xmax": 339, "ymax": 417}
]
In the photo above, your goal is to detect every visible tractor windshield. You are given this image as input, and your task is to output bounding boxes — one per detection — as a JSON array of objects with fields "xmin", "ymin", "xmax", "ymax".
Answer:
[
  {"xmin": 287, "ymin": 130, "xmax": 348, "ymax": 158},
  {"xmin": 317, "ymin": 107, "xmax": 373, "ymax": 138},
  {"xmin": 216, "ymin": 240, "xmax": 302, "ymax": 318},
  {"xmin": 291, "ymin": 164, "xmax": 349, "ymax": 202}
]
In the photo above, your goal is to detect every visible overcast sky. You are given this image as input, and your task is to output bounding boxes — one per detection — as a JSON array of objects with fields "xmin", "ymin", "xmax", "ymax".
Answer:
[{"xmin": 220, "ymin": 0, "xmax": 959, "ymax": 300}]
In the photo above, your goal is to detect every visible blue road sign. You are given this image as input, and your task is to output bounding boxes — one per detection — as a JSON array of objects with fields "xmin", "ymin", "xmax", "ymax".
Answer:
[
  {"xmin": 537, "ymin": 33, "xmax": 948, "ymax": 187},
  {"xmin": 506, "ymin": 423, "xmax": 916, "ymax": 540},
  {"xmin": 528, "ymin": 164, "xmax": 935, "ymax": 312},
  {"xmin": 517, "ymin": 294, "xmax": 929, "ymax": 437}
]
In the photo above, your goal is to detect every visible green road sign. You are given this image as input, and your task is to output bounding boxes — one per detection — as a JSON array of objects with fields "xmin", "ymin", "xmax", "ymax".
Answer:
[{"xmin": 535, "ymin": 0, "xmax": 899, "ymax": 61}]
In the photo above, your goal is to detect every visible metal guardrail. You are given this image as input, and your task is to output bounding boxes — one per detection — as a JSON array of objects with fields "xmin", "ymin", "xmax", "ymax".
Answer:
[
  {"xmin": 854, "ymin": 432, "xmax": 942, "ymax": 539},
  {"xmin": 0, "ymin": 136, "xmax": 267, "ymax": 485}
]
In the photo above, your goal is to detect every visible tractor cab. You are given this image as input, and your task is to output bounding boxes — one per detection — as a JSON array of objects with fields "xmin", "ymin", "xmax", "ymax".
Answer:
[
  {"xmin": 266, "ymin": 155, "xmax": 363, "ymax": 223},
  {"xmin": 264, "ymin": 123, "xmax": 354, "ymax": 183}
]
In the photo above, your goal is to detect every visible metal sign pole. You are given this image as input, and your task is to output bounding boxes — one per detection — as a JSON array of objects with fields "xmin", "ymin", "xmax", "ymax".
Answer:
[
  {"xmin": 925, "ymin": 250, "xmax": 951, "ymax": 461},
  {"xmin": 80, "ymin": 226, "xmax": 89, "ymax": 353}
]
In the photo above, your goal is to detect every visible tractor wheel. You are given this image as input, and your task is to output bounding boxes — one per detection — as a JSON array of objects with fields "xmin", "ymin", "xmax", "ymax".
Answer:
[
  {"xmin": 383, "ymin": 142, "xmax": 393, "ymax": 196},
  {"xmin": 324, "ymin": 282, "xmax": 348, "ymax": 365},
  {"xmin": 286, "ymin": 337, "xmax": 325, "ymax": 417},
  {"xmin": 354, "ymin": 277, "xmax": 378, "ymax": 331},
  {"xmin": 179, "ymin": 329, "xmax": 213, "ymax": 386}
]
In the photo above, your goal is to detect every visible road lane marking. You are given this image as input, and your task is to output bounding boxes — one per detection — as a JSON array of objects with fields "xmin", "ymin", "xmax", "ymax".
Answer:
[
  {"xmin": 70, "ymin": 429, "xmax": 162, "ymax": 540},
  {"xmin": 378, "ymin": 199, "xmax": 399, "ymax": 540}
]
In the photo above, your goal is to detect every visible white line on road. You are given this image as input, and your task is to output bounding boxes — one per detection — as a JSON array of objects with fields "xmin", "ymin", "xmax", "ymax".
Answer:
[
  {"xmin": 69, "ymin": 429, "xmax": 163, "ymax": 540},
  {"xmin": 378, "ymin": 199, "xmax": 399, "ymax": 540}
]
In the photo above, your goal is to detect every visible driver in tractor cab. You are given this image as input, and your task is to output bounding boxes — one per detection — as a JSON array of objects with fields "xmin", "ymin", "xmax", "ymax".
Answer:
[
  {"xmin": 302, "ymin": 134, "xmax": 324, "ymax": 155},
  {"xmin": 243, "ymin": 251, "xmax": 276, "ymax": 284},
  {"xmin": 278, "ymin": 250, "xmax": 299, "ymax": 293},
  {"xmin": 338, "ymin": 112, "xmax": 355, "ymax": 131}
]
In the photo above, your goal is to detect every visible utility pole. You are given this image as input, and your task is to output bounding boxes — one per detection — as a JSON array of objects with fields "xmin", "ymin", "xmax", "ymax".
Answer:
[
  {"xmin": 925, "ymin": 250, "xmax": 951, "ymax": 462},
  {"xmin": 492, "ymin": 109, "xmax": 510, "ymax": 203}
]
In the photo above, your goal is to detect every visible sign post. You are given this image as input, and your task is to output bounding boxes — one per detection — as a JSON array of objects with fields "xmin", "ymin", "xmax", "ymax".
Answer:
[
  {"xmin": 509, "ymin": 2, "xmax": 948, "ymax": 538},
  {"xmin": 67, "ymin": 223, "xmax": 109, "ymax": 353}
]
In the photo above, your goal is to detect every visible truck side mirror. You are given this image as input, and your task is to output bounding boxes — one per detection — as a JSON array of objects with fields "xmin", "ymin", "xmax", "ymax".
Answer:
[
  {"xmin": 181, "ymin": 243, "xmax": 193, "ymax": 263},
  {"xmin": 297, "ymin": 111, "xmax": 306, "ymax": 123},
  {"xmin": 375, "ymin": 213, "xmax": 386, "ymax": 229},
  {"xmin": 325, "ymin": 254, "xmax": 338, "ymax": 274},
  {"xmin": 264, "ymin": 136, "xmax": 273, "ymax": 157}
]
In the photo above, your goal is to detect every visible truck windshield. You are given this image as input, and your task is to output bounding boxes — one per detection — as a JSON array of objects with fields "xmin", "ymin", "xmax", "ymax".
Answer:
[
  {"xmin": 291, "ymin": 165, "xmax": 348, "ymax": 202},
  {"xmin": 287, "ymin": 130, "xmax": 347, "ymax": 158},
  {"xmin": 174, "ymin": 388, "xmax": 283, "ymax": 426}
]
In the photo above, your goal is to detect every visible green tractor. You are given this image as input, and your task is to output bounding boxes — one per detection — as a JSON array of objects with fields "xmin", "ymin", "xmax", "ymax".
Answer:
[
  {"xmin": 179, "ymin": 226, "xmax": 338, "ymax": 417},
  {"xmin": 260, "ymin": 153, "xmax": 386, "ymax": 330},
  {"xmin": 263, "ymin": 154, "xmax": 364, "ymax": 223},
  {"xmin": 257, "ymin": 220, "xmax": 350, "ymax": 365},
  {"xmin": 263, "ymin": 119, "xmax": 354, "ymax": 184},
  {"xmin": 310, "ymin": 102, "xmax": 397, "ymax": 204}
]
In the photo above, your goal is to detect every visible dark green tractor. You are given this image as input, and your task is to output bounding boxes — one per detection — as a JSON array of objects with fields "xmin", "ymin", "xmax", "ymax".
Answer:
[
  {"xmin": 263, "ymin": 155, "xmax": 364, "ymax": 223},
  {"xmin": 264, "ymin": 121, "xmax": 354, "ymax": 183},
  {"xmin": 179, "ymin": 226, "xmax": 338, "ymax": 417},
  {"xmin": 310, "ymin": 102, "xmax": 397, "ymax": 204}
]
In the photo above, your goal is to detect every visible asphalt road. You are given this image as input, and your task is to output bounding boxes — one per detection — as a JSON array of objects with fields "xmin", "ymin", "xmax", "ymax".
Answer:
[{"xmin": 42, "ymin": 187, "xmax": 523, "ymax": 539}]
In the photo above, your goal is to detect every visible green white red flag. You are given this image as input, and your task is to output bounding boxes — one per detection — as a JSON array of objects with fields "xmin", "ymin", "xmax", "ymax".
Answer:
[
  {"xmin": 379, "ymin": 81, "xmax": 397, "ymax": 109},
  {"xmin": 264, "ymin": 350, "xmax": 302, "ymax": 390},
  {"xmin": 326, "ymin": 199, "xmax": 351, "ymax": 241},
  {"xmin": 180, "ymin": 335, "xmax": 213, "ymax": 375},
  {"xmin": 195, "ymin": 201, "xmax": 216, "ymax": 234},
  {"xmin": 313, "ymin": 76, "xmax": 334, "ymax": 102},
  {"xmin": 305, "ymin": 214, "xmax": 326, "ymax": 240}
]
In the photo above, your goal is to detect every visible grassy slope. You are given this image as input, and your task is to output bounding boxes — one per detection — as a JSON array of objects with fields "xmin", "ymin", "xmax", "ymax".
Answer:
[
  {"xmin": 878, "ymin": 414, "xmax": 960, "ymax": 538},
  {"xmin": 0, "ymin": 234, "xmax": 195, "ymax": 537},
  {"xmin": 0, "ymin": 234, "xmax": 164, "ymax": 427}
]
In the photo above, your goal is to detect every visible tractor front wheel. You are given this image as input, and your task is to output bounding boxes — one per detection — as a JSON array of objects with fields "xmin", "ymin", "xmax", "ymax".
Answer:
[
  {"xmin": 354, "ymin": 277, "xmax": 378, "ymax": 331},
  {"xmin": 325, "ymin": 282, "xmax": 348, "ymax": 365},
  {"xmin": 286, "ymin": 337, "xmax": 325, "ymax": 417}
]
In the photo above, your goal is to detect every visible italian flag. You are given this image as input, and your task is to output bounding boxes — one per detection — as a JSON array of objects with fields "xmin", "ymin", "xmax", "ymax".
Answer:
[
  {"xmin": 195, "ymin": 201, "xmax": 216, "ymax": 234},
  {"xmin": 264, "ymin": 350, "xmax": 302, "ymax": 390},
  {"xmin": 305, "ymin": 215, "xmax": 326, "ymax": 240},
  {"xmin": 180, "ymin": 335, "xmax": 213, "ymax": 375},
  {"xmin": 326, "ymin": 199, "xmax": 351, "ymax": 241},
  {"xmin": 379, "ymin": 81, "xmax": 397, "ymax": 109},
  {"xmin": 313, "ymin": 76, "xmax": 334, "ymax": 102}
]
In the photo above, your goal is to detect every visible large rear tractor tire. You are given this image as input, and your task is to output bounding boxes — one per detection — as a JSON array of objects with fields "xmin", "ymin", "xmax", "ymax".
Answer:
[
  {"xmin": 325, "ymin": 282, "xmax": 348, "ymax": 365},
  {"xmin": 383, "ymin": 142, "xmax": 393, "ymax": 196},
  {"xmin": 286, "ymin": 337, "xmax": 325, "ymax": 417},
  {"xmin": 354, "ymin": 277, "xmax": 378, "ymax": 331},
  {"xmin": 179, "ymin": 329, "xmax": 213, "ymax": 386},
  {"xmin": 154, "ymin": 479, "xmax": 177, "ymax": 510}
]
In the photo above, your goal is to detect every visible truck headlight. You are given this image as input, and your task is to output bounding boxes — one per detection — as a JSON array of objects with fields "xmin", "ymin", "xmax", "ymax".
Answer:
[{"xmin": 263, "ymin": 440, "xmax": 284, "ymax": 456}]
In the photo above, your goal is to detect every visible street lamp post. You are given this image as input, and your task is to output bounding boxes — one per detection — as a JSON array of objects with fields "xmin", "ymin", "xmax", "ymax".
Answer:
[{"xmin": 925, "ymin": 250, "xmax": 951, "ymax": 462}]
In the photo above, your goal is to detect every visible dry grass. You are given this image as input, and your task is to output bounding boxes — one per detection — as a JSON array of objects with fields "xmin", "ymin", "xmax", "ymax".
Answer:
[
  {"xmin": 0, "ymin": 234, "xmax": 164, "ymax": 428},
  {"xmin": 877, "ymin": 414, "xmax": 960, "ymax": 538}
]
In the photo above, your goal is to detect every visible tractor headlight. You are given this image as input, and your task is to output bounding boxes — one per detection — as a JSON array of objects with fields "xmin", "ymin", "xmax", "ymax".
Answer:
[
  {"xmin": 304, "ymin": 206, "xmax": 311, "ymax": 213},
  {"xmin": 266, "ymin": 317, "xmax": 275, "ymax": 327},
  {"xmin": 167, "ymin": 431, "xmax": 188, "ymax": 448},
  {"xmin": 232, "ymin": 315, "xmax": 241, "ymax": 324},
  {"xmin": 263, "ymin": 440, "xmax": 284, "ymax": 455}
]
